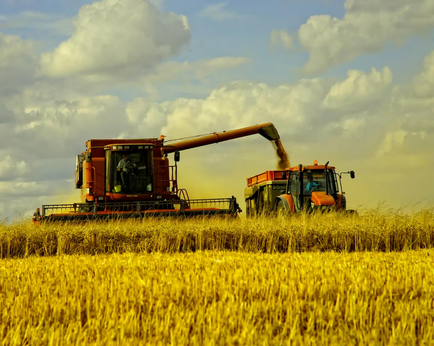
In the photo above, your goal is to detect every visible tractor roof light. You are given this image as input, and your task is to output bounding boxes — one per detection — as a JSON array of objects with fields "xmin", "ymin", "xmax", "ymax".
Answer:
[{"xmin": 314, "ymin": 160, "xmax": 318, "ymax": 166}]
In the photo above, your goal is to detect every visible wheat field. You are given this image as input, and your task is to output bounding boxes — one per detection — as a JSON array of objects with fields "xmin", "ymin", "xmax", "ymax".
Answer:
[
  {"xmin": 1, "ymin": 209, "xmax": 434, "ymax": 257},
  {"xmin": 1, "ymin": 210, "xmax": 434, "ymax": 345},
  {"xmin": 1, "ymin": 250, "xmax": 433, "ymax": 345}
]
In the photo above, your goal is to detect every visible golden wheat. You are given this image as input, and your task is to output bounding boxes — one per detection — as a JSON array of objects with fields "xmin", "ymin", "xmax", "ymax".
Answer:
[
  {"xmin": 1, "ymin": 209, "xmax": 433, "ymax": 258},
  {"xmin": 1, "ymin": 250, "xmax": 433, "ymax": 345}
]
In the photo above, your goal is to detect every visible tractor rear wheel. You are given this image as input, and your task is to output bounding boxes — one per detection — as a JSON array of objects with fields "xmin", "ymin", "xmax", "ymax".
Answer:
[{"xmin": 276, "ymin": 201, "xmax": 287, "ymax": 218}]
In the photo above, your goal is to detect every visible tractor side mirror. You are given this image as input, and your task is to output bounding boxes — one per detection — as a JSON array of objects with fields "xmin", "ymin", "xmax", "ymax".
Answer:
[
  {"xmin": 350, "ymin": 170, "xmax": 355, "ymax": 179},
  {"xmin": 174, "ymin": 151, "xmax": 180, "ymax": 162}
]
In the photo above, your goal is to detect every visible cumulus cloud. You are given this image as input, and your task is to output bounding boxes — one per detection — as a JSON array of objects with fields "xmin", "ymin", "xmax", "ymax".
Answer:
[
  {"xmin": 298, "ymin": 0, "xmax": 434, "ymax": 74},
  {"xmin": 0, "ymin": 181, "xmax": 48, "ymax": 198},
  {"xmin": 127, "ymin": 67, "xmax": 394, "ymax": 153},
  {"xmin": 126, "ymin": 98, "xmax": 167, "ymax": 134},
  {"xmin": 270, "ymin": 30, "xmax": 294, "ymax": 51},
  {"xmin": 1, "ymin": 58, "xmax": 432, "ymax": 218},
  {"xmin": 0, "ymin": 155, "xmax": 27, "ymax": 180},
  {"xmin": 2, "ymin": 5, "xmax": 434, "ymax": 220},
  {"xmin": 139, "ymin": 57, "xmax": 249, "ymax": 96},
  {"xmin": 39, "ymin": 0, "xmax": 191, "ymax": 79},
  {"xmin": 411, "ymin": 51, "xmax": 434, "ymax": 99},
  {"xmin": 12, "ymin": 94, "xmax": 127, "ymax": 157},
  {"xmin": 121, "ymin": 53, "xmax": 434, "ymax": 209},
  {"xmin": 377, "ymin": 130, "xmax": 407, "ymax": 156},
  {"xmin": 0, "ymin": 32, "xmax": 36, "ymax": 95},
  {"xmin": 323, "ymin": 67, "xmax": 393, "ymax": 110},
  {"xmin": 375, "ymin": 50, "xmax": 434, "ymax": 160},
  {"xmin": 198, "ymin": 3, "xmax": 241, "ymax": 21}
]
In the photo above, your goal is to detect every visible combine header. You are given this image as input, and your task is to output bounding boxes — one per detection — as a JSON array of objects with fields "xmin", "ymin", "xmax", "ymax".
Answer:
[
  {"xmin": 33, "ymin": 123, "xmax": 280, "ymax": 223},
  {"xmin": 245, "ymin": 161, "xmax": 356, "ymax": 216}
]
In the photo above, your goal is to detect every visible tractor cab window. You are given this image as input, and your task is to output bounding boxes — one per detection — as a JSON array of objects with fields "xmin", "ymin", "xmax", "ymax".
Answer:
[
  {"xmin": 302, "ymin": 170, "xmax": 336, "ymax": 195},
  {"xmin": 106, "ymin": 150, "xmax": 153, "ymax": 194},
  {"xmin": 290, "ymin": 172, "xmax": 300, "ymax": 196}
]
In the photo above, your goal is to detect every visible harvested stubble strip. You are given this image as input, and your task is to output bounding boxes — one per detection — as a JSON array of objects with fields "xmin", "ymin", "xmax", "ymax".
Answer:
[{"xmin": 0, "ymin": 210, "xmax": 433, "ymax": 257}]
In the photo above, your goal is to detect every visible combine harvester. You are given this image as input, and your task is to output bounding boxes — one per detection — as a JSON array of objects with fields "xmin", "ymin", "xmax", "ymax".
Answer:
[
  {"xmin": 33, "ymin": 123, "xmax": 280, "ymax": 223},
  {"xmin": 245, "ymin": 161, "xmax": 356, "ymax": 216}
]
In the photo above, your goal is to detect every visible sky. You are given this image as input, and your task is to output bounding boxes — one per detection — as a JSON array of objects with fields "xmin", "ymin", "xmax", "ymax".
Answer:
[{"xmin": 0, "ymin": 0, "xmax": 433, "ymax": 222}]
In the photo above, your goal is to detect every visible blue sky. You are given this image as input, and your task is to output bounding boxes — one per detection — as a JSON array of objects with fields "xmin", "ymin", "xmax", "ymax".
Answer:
[{"xmin": 0, "ymin": 0, "xmax": 433, "ymax": 221}]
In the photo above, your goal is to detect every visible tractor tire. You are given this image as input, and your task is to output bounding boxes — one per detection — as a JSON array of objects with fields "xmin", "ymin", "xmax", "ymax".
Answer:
[
  {"xmin": 276, "ymin": 201, "xmax": 287, "ymax": 218},
  {"xmin": 345, "ymin": 209, "xmax": 359, "ymax": 217}
]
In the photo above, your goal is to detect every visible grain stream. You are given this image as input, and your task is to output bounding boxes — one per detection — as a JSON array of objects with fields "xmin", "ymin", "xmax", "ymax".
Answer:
[{"xmin": 273, "ymin": 138, "xmax": 290, "ymax": 169}]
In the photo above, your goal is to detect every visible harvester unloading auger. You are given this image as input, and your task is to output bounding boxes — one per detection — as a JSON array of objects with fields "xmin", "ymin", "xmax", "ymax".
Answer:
[{"xmin": 33, "ymin": 123, "xmax": 280, "ymax": 223}]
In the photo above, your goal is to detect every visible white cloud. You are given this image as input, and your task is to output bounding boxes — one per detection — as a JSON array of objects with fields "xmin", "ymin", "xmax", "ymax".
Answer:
[
  {"xmin": 127, "ymin": 78, "xmax": 331, "ymax": 145},
  {"xmin": 0, "ymin": 32, "xmax": 36, "ymax": 95},
  {"xmin": 139, "ymin": 57, "xmax": 249, "ymax": 95},
  {"xmin": 411, "ymin": 51, "xmax": 434, "ymax": 99},
  {"xmin": 121, "ymin": 53, "xmax": 434, "ymax": 209},
  {"xmin": 13, "ymin": 95, "xmax": 126, "ymax": 152},
  {"xmin": 198, "ymin": 3, "xmax": 241, "ymax": 21},
  {"xmin": 0, "ymin": 181, "xmax": 48, "ymax": 197},
  {"xmin": 323, "ymin": 67, "xmax": 393, "ymax": 110},
  {"xmin": 128, "ymin": 67, "xmax": 393, "ymax": 156},
  {"xmin": 0, "ymin": 32, "xmax": 34, "ymax": 67},
  {"xmin": 1, "ymin": 23, "xmax": 434, "ymax": 220},
  {"xmin": 270, "ymin": 30, "xmax": 294, "ymax": 51},
  {"xmin": 149, "ymin": 0, "xmax": 164, "ymax": 9},
  {"xmin": 298, "ymin": 0, "xmax": 434, "ymax": 74},
  {"xmin": 39, "ymin": 0, "xmax": 191, "ymax": 79},
  {"xmin": 126, "ymin": 98, "xmax": 167, "ymax": 133},
  {"xmin": 377, "ymin": 130, "xmax": 407, "ymax": 156},
  {"xmin": 0, "ymin": 155, "xmax": 27, "ymax": 180}
]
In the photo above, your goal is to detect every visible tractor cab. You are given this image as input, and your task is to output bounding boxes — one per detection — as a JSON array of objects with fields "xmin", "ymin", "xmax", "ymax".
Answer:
[
  {"xmin": 284, "ymin": 163, "xmax": 339, "ymax": 212},
  {"xmin": 288, "ymin": 168, "xmax": 337, "ymax": 196}
]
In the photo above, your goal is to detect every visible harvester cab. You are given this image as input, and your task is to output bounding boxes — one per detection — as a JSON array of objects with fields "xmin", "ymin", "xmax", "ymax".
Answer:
[
  {"xmin": 245, "ymin": 161, "xmax": 356, "ymax": 216},
  {"xmin": 34, "ymin": 123, "xmax": 280, "ymax": 223}
]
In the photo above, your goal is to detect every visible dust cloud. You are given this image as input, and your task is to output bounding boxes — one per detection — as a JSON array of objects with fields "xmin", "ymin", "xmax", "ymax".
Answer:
[{"xmin": 273, "ymin": 139, "xmax": 290, "ymax": 170}]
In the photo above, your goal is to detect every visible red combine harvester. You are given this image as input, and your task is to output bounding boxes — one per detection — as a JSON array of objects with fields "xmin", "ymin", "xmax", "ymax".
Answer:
[
  {"xmin": 245, "ymin": 161, "xmax": 356, "ymax": 216},
  {"xmin": 33, "ymin": 123, "xmax": 280, "ymax": 222}
]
